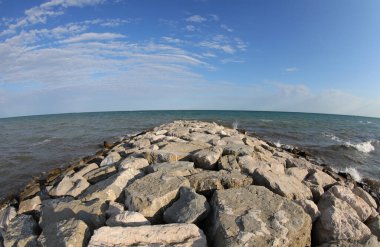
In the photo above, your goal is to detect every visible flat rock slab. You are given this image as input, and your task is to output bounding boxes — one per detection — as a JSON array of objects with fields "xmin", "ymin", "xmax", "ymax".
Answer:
[
  {"xmin": 119, "ymin": 157, "xmax": 149, "ymax": 170},
  {"xmin": 192, "ymin": 146, "xmax": 223, "ymax": 170},
  {"xmin": 83, "ymin": 165, "xmax": 118, "ymax": 184},
  {"xmin": 147, "ymin": 161, "xmax": 199, "ymax": 177},
  {"xmin": 106, "ymin": 211, "xmax": 150, "ymax": 227},
  {"xmin": 88, "ymin": 224, "xmax": 207, "ymax": 247},
  {"xmin": 49, "ymin": 174, "xmax": 90, "ymax": 197},
  {"xmin": 187, "ymin": 170, "xmax": 253, "ymax": 196},
  {"xmin": 209, "ymin": 185, "xmax": 312, "ymax": 247},
  {"xmin": 38, "ymin": 218, "xmax": 90, "ymax": 247},
  {"xmin": 100, "ymin": 152, "xmax": 121, "ymax": 167},
  {"xmin": 18, "ymin": 195, "xmax": 41, "ymax": 214},
  {"xmin": 163, "ymin": 187, "xmax": 209, "ymax": 224},
  {"xmin": 125, "ymin": 173, "xmax": 190, "ymax": 222}
]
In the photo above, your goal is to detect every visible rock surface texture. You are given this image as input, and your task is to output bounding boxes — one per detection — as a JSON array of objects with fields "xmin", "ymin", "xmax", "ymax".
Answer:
[{"xmin": 1, "ymin": 120, "xmax": 379, "ymax": 247}]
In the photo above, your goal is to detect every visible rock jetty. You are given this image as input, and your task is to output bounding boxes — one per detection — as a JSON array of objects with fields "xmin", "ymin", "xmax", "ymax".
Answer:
[{"xmin": 1, "ymin": 120, "xmax": 380, "ymax": 246}]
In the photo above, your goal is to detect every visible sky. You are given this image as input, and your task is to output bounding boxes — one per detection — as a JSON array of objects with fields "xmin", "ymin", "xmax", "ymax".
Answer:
[{"xmin": 0, "ymin": 0, "xmax": 380, "ymax": 118}]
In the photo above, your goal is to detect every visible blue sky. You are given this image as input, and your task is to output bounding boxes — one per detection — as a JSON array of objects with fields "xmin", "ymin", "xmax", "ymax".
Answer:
[{"xmin": 0, "ymin": 0, "xmax": 380, "ymax": 118}]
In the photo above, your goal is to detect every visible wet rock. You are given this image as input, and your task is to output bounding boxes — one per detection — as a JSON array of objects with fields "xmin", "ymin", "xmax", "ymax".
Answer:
[
  {"xmin": 119, "ymin": 157, "xmax": 149, "ymax": 170},
  {"xmin": 192, "ymin": 146, "xmax": 223, "ymax": 170},
  {"xmin": 18, "ymin": 195, "xmax": 41, "ymax": 215},
  {"xmin": 75, "ymin": 163, "xmax": 98, "ymax": 177},
  {"xmin": 99, "ymin": 152, "xmax": 121, "ymax": 167},
  {"xmin": 40, "ymin": 198, "xmax": 107, "ymax": 230},
  {"xmin": 252, "ymin": 168, "xmax": 313, "ymax": 200},
  {"xmin": 125, "ymin": 173, "xmax": 190, "ymax": 222},
  {"xmin": 88, "ymin": 224, "xmax": 207, "ymax": 246},
  {"xmin": 209, "ymin": 186, "xmax": 312, "ymax": 247},
  {"xmin": 218, "ymin": 155, "xmax": 240, "ymax": 171},
  {"xmin": 187, "ymin": 170, "xmax": 253, "ymax": 196},
  {"xmin": 163, "ymin": 187, "xmax": 209, "ymax": 224},
  {"xmin": 106, "ymin": 211, "xmax": 150, "ymax": 227},
  {"xmin": 38, "ymin": 218, "xmax": 90, "ymax": 247},
  {"xmin": 3, "ymin": 214, "xmax": 38, "ymax": 247},
  {"xmin": 147, "ymin": 161, "xmax": 199, "ymax": 177},
  {"xmin": 366, "ymin": 215, "xmax": 380, "ymax": 241},
  {"xmin": 80, "ymin": 168, "xmax": 144, "ymax": 202},
  {"xmin": 295, "ymin": 199, "xmax": 320, "ymax": 222},
  {"xmin": 49, "ymin": 174, "xmax": 90, "ymax": 197},
  {"xmin": 306, "ymin": 169, "xmax": 337, "ymax": 189},
  {"xmin": 83, "ymin": 165, "xmax": 118, "ymax": 184}
]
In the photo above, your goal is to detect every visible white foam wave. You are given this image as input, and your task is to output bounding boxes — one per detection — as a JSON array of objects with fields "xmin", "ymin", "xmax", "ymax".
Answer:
[
  {"xmin": 274, "ymin": 141, "xmax": 281, "ymax": 148},
  {"xmin": 31, "ymin": 138, "xmax": 52, "ymax": 146},
  {"xmin": 343, "ymin": 167, "xmax": 362, "ymax": 182},
  {"xmin": 324, "ymin": 133, "xmax": 376, "ymax": 153},
  {"xmin": 232, "ymin": 121, "xmax": 239, "ymax": 130}
]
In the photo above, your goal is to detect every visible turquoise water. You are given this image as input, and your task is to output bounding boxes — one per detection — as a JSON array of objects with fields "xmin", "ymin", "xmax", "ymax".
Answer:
[{"xmin": 0, "ymin": 110, "xmax": 379, "ymax": 200}]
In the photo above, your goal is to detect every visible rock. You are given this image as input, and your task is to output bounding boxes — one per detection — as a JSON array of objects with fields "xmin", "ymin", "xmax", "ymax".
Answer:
[
  {"xmin": 125, "ymin": 173, "xmax": 190, "ymax": 222},
  {"xmin": 218, "ymin": 155, "xmax": 240, "ymax": 171},
  {"xmin": 143, "ymin": 150, "xmax": 182, "ymax": 164},
  {"xmin": 286, "ymin": 157, "xmax": 315, "ymax": 169},
  {"xmin": 40, "ymin": 198, "xmax": 107, "ymax": 229},
  {"xmin": 163, "ymin": 187, "xmax": 209, "ymax": 224},
  {"xmin": 75, "ymin": 163, "xmax": 98, "ymax": 177},
  {"xmin": 131, "ymin": 138, "xmax": 151, "ymax": 149},
  {"xmin": 49, "ymin": 174, "xmax": 90, "ymax": 197},
  {"xmin": 187, "ymin": 170, "xmax": 253, "ymax": 196},
  {"xmin": 295, "ymin": 199, "xmax": 320, "ymax": 222},
  {"xmin": 100, "ymin": 152, "xmax": 121, "ymax": 167},
  {"xmin": 184, "ymin": 132, "xmax": 220, "ymax": 143},
  {"xmin": 147, "ymin": 161, "xmax": 199, "ymax": 177},
  {"xmin": 80, "ymin": 168, "xmax": 144, "ymax": 202},
  {"xmin": 330, "ymin": 185, "xmax": 372, "ymax": 221},
  {"xmin": 286, "ymin": 167, "xmax": 309, "ymax": 181},
  {"xmin": 237, "ymin": 154, "xmax": 285, "ymax": 174},
  {"xmin": 88, "ymin": 224, "xmax": 207, "ymax": 246},
  {"xmin": 367, "ymin": 216, "xmax": 380, "ymax": 241},
  {"xmin": 19, "ymin": 181, "xmax": 40, "ymax": 201},
  {"xmin": 119, "ymin": 157, "xmax": 149, "ymax": 170},
  {"xmin": 220, "ymin": 136, "xmax": 245, "ymax": 145},
  {"xmin": 353, "ymin": 187, "xmax": 377, "ymax": 209},
  {"xmin": 166, "ymin": 127, "xmax": 189, "ymax": 137},
  {"xmin": 209, "ymin": 186, "xmax": 312, "ymax": 247},
  {"xmin": 106, "ymin": 211, "xmax": 150, "ymax": 227},
  {"xmin": 303, "ymin": 180, "xmax": 325, "ymax": 202},
  {"xmin": 105, "ymin": 202, "xmax": 124, "ymax": 217},
  {"xmin": 83, "ymin": 165, "xmax": 118, "ymax": 184},
  {"xmin": 3, "ymin": 214, "xmax": 38, "ymax": 247},
  {"xmin": 18, "ymin": 196, "xmax": 41, "ymax": 214},
  {"xmin": 252, "ymin": 168, "xmax": 313, "ymax": 200},
  {"xmin": 160, "ymin": 142, "xmax": 211, "ymax": 159},
  {"xmin": 306, "ymin": 169, "xmax": 337, "ymax": 189},
  {"xmin": 192, "ymin": 146, "xmax": 223, "ymax": 170},
  {"xmin": 317, "ymin": 235, "xmax": 380, "ymax": 247},
  {"xmin": 0, "ymin": 207, "xmax": 16, "ymax": 232},
  {"xmin": 38, "ymin": 218, "xmax": 90, "ymax": 247},
  {"xmin": 222, "ymin": 144, "xmax": 254, "ymax": 156}
]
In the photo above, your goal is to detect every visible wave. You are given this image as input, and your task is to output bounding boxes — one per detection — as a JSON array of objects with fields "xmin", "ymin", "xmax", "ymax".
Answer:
[
  {"xmin": 31, "ymin": 138, "xmax": 52, "ymax": 146},
  {"xmin": 274, "ymin": 140, "xmax": 281, "ymax": 148},
  {"xmin": 342, "ymin": 167, "xmax": 362, "ymax": 182},
  {"xmin": 232, "ymin": 120, "xmax": 239, "ymax": 130},
  {"xmin": 324, "ymin": 133, "xmax": 377, "ymax": 153}
]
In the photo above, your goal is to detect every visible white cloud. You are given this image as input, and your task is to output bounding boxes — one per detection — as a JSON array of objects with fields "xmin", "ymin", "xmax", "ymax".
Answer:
[
  {"xmin": 162, "ymin": 36, "xmax": 183, "ymax": 44},
  {"xmin": 221, "ymin": 24, "xmax": 233, "ymax": 32},
  {"xmin": 209, "ymin": 14, "xmax": 219, "ymax": 21},
  {"xmin": 272, "ymin": 82, "xmax": 311, "ymax": 96},
  {"xmin": 186, "ymin": 15, "xmax": 207, "ymax": 23},
  {"xmin": 284, "ymin": 67, "xmax": 299, "ymax": 72},
  {"xmin": 185, "ymin": 25, "xmax": 197, "ymax": 32},
  {"xmin": 60, "ymin": 32, "xmax": 126, "ymax": 43}
]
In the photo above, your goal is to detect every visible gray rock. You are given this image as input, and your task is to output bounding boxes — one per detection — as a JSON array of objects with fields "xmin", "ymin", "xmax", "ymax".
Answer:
[
  {"xmin": 352, "ymin": 187, "xmax": 377, "ymax": 209},
  {"xmin": 222, "ymin": 144, "xmax": 254, "ymax": 156},
  {"xmin": 49, "ymin": 174, "xmax": 90, "ymax": 197},
  {"xmin": 88, "ymin": 224, "xmax": 207, "ymax": 246},
  {"xmin": 252, "ymin": 168, "xmax": 313, "ymax": 200},
  {"xmin": 295, "ymin": 199, "xmax": 320, "ymax": 222},
  {"xmin": 75, "ymin": 163, "xmax": 98, "ymax": 177},
  {"xmin": 106, "ymin": 211, "xmax": 150, "ymax": 227},
  {"xmin": 163, "ymin": 187, "xmax": 209, "ymax": 224},
  {"xmin": 192, "ymin": 146, "xmax": 223, "ymax": 170},
  {"xmin": 3, "ymin": 214, "xmax": 38, "ymax": 247},
  {"xmin": 105, "ymin": 202, "xmax": 124, "ymax": 217},
  {"xmin": 100, "ymin": 152, "xmax": 121, "ymax": 167},
  {"xmin": 218, "ymin": 155, "xmax": 240, "ymax": 171},
  {"xmin": 83, "ymin": 165, "xmax": 118, "ymax": 184},
  {"xmin": 38, "ymin": 218, "xmax": 90, "ymax": 247},
  {"xmin": 187, "ymin": 170, "xmax": 253, "ymax": 196},
  {"xmin": 125, "ymin": 173, "xmax": 190, "ymax": 222},
  {"xmin": 209, "ymin": 185, "xmax": 312, "ymax": 247},
  {"xmin": 366, "ymin": 215, "xmax": 380, "ymax": 241},
  {"xmin": 131, "ymin": 138, "xmax": 151, "ymax": 149},
  {"xmin": 303, "ymin": 180, "xmax": 325, "ymax": 202},
  {"xmin": 80, "ymin": 168, "xmax": 144, "ymax": 202},
  {"xmin": 306, "ymin": 169, "xmax": 337, "ymax": 189},
  {"xmin": 18, "ymin": 196, "xmax": 41, "ymax": 214},
  {"xmin": 40, "ymin": 198, "xmax": 107, "ymax": 230},
  {"xmin": 286, "ymin": 167, "xmax": 309, "ymax": 181},
  {"xmin": 119, "ymin": 157, "xmax": 149, "ymax": 170},
  {"xmin": 0, "ymin": 207, "xmax": 16, "ymax": 232},
  {"xmin": 286, "ymin": 157, "xmax": 316, "ymax": 169},
  {"xmin": 146, "ymin": 161, "xmax": 199, "ymax": 176}
]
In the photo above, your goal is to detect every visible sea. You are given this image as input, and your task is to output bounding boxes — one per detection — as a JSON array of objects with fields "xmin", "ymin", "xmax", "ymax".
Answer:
[{"xmin": 0, "ymin": 110, "xmax": 379, "ymax": 201}]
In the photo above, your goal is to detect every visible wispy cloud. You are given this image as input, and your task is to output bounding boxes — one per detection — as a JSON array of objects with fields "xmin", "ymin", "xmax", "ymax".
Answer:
[
  {"xmin": 221, "ymin": 24, "xmax": 233, "ymax": 32},
  {"xmin": 60, "ymin": 32, "xmax": 126, "ymax": 43},
  {"xmin": 283, "ymin": 67, "xmax": 299, "ymax": 72},
  {"xmin": 186, "ymin": 15, "xmax": 207, "ymax": 23}
]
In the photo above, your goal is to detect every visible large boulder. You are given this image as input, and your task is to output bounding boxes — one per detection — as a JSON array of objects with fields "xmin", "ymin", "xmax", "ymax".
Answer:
[
  {"xmin": 0, "ymin": 206, "xmax": 16, "ymax": 232},
  {"xmin": 352, "ymin": 187, "xmax": 377, "ymax": 209},
  {"xmin": 187, "ymin": 170, "xmax": 253, "ymax": 196},
  {"xmin": 88, "ymin": 224, "xmax": 207, "ymax": 246},
  {"xmin": 222, "ymin": 144, "xmax": 254, "ymax": 156},
  {"xmin": 208, "ymin": 185, "xmax": 312, "ymax": 247},
  {"xmin": 38, "ymin": 218, "xmax": 90, "ymax": 247},
  {"xmin": 192, "ymin": 147, "xmax": 223, "ymax": 170},
  {"xmin": 218, "ymin": 155, "xmax": 240, "ymax": 171},
  {"xmin": 252, "ymin": 168, "xmax": 313, "ymax": 200},
  {"xmin": 163, "ymin": 187, "xmax": 209, "ymax": 224},
  {"xmin": 80, "ymin": 168, "xmax": 144, "ymax": 202},
  {"xmin": 366, "ymin": 215, "xmax": 380, "ymax": 241},
  {"xmin": 18, "ymin": 195, "xmax": 41, "ymax": 214},
  {"xmin": 83, "ymin": 165, "xmax": 118, "ymax": 184},
  {"xmin": 295, "ymin": 199, "xmax": 320, "ymax": 222},
  {"xmin": 146, "ymin": 161, "xmax": 199, "ymax": 177},
  {"xmin": 100, "ymin": 151, "xmax": 121, "ymax": 167},
  {"xmin": 106, "ymin": 211, "xmax": 150, "ymax": 227},
  {"xmin": 119, "ymin": 157, "xmax": 149, "ymax": 170},
  {"xmin": 49, "ymin": 174, "xmax": 90, "ymax": 197},
  {"xmin": 306, "ymin": 169, "xmax": 337, "ymax": 189},
  {"xmin": 75, "ymin": 163, "xmax": 98, "ymax": 177},
  {"xmin": 3, "ymin": 214, "xmax": 38, "ymax": 247},
  {"xmin": 124, "ymin": 173, "xmax": 190, "ymax": 222}
]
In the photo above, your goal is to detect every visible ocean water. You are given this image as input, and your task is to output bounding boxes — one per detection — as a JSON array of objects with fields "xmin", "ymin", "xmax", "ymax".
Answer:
[{"xmin": 0, "ymin": 110, "xmax": 379, "ymax": 201}]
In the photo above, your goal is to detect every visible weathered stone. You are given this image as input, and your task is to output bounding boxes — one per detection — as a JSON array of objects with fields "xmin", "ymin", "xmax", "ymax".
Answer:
[
  {"xmin": 316, "ymin": 235, "xmax": 380, "ymax": 247},
  {"xmin": 40, "ymin": 198, "xmax": 107, "ymax": 229},
  {"xmin": 209, "ymin": 186, "xmax": 312, "ymax": 247},
  {"xmin": 80, "ymin": 169, "xmax": 144, "ymax": 202},
  {"xmin": 88, "ymin": 224, "xmax": 207, "ymax": 247},
  {"xmin": 330, "ymin": 185, "xmax": 372, "ymax": 221},
  {"xmin": 0, "ymin": 207, "xmax": 16, "ymax": 232},
  {"xmin": 143, "ymin": 149, "xmax": 182, "ymax": 163},
  {"xmin": 220, "ymin": 136, "xmax": 245, "ymax": 145},
  {"xmin": 222, "ymin": 144, "xmax": 254, "ymax": 156},
  {"xmin": 163, "ymin": 187, "xmax": 209, "ymax": 224},
  {"xmin": 192, "ymin": 147, "xmax": 223, "ymax": 170},
  {"xmin": 237, "ymin": 154, "xmax": 285, "ymax": 174},
  {"xmin": 125, "ymin": 173, "xmax": 190, "ymax": 222},
  {"xmin": 75, "ymin": 163, "xmax": 98, "ymax": 177},
  {"xmin": 303, "ymin": 180, "xmax": 325, "ymax": 202},
  {"xmin": 49, "ymin": 174, "xmax": 90, "ymax": 197},
  {"xmin": 83, "ymin": 165, "xmax": 118, "ymax": 184},
  {"xmin": 3, "ymin": 214, "xmax": 38, "ymax": 247},
  {"xmin": 119, "ymin": 157, "xmax": 149, "ymax": 170},
  {"xmin": 147, "ymin": 161, "xmax": 199, "ymax": 176},
  {"xmin": 184, "ymin": 132, "xmax": 220, "ymax": 143},
  {"xmin": 106, "ymin": 211, "xmax": 150, "ymax": 227},
  {"xmin": 286, "ymin": 167, "xmax": 309, "ymax": 181},
  {"xmin": 252, "ymin": 168, "xmax": 313, "ymax": 200},
  {"xmin": 166, "ymin": 127, "xmax": 189, "ymax": 137},
  {"xmin": 131, "ymin": 138, "xmax": 151, "ymax": 149},
  {"xmin": 218, "ymin": 155, "xmax": 240, "ymax": 171},
  {"xmin": 105, "ymin": 202, "xmax": 124, "ymax": 217},
  {"xmin": 366, "ymin": 216, "xmax": 380, "ymax": 241},
  {"xmin": 306, "ymin": 169, "xmax": 337, "ymax": 189},
  {"xmin": 286, "ymin": 157, "xmax": 315, "ymax": 169},
  {"xmin": 187, "ymin": 170, "xmax": 253, "ymax": 196},
  {"xmin": 100, "ymin": 152, "xmax": 121, "ymax": 167},
  {"xmin": 295, "ymin": 199, "xmax": 320, "ymax": 222},
  {"xmin": 242, "ymin": 136, "xmax": 262, "ymax": 147},
  {"xmin": 161, "ymin": 142, "xmax": 211, "ymax": 159},
  {"xmin": 38, "ymin": 218, "xmax": 90, "ymax": 247},
  {"xmin": 353, "ymin": 187, "xmax": 377, "ymax": 209},
  {"xmin": 19, "ymin": 181, "xmax": 40, "ymax": 201},
  {"xmin": 18, "ymin": 196, "xmax": 41, "ymax": 214}
]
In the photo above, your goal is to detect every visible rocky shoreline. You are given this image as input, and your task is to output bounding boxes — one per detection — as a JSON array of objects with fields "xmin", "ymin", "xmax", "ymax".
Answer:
[{"xmin": 1, "ymin": 120, "xmax": 380, "ymax": 246}]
